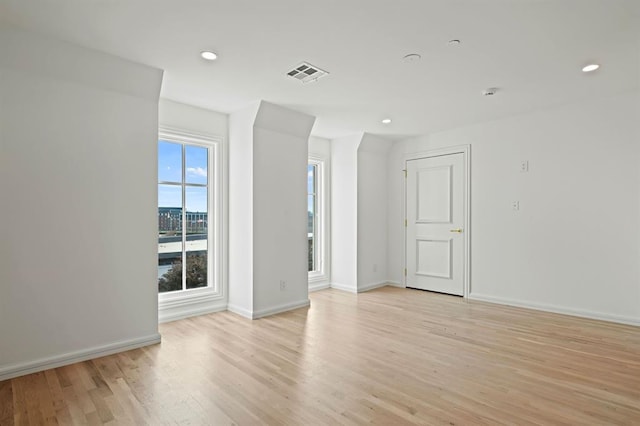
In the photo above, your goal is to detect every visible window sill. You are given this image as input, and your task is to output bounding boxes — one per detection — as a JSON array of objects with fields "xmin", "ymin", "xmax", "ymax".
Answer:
[
  {"xmin": 308, "ymin": 273, "xmax": 329, "ymax": 284},
  {"xmin": 159, "ymin": 287, "xmax": 222, "ymax": 309},
  {"xmin": 158, "ymin": 288, "xmax": 225, "ymax": 323}
]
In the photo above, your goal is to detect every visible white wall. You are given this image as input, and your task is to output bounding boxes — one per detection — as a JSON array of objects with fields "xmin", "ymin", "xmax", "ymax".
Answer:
[
  {"xmin": 387, "ymin": 141, "xmax": 405, "ymax": 287},
  {"xmin": 331, "ymin": 133, "xmax": 393, "ymax": 293},
  {"xmin": 357, "ymin": 135, "xmax": 393, "ymax": 290},
  {"xmin": 330, "ymin": 133, "xmax": 362, "ymax": 292},
  {"xmin": 253, "ymin": 128, "xmax": 309, "ymax": 315},
  {"xmin": 309, "ymin": 136, "xmax": 331, "ymax": 158},
  {"xmin": 228, "ymin": 103, "xmax": 259, "ymax": 316},
  {"xmin": 253, "ymin": 102, "xmax": 315, "ymax": 316},
  {"xmin": 0, "ymin": 28, "xmax": 163, "ymax": 379},
  {"xmin": 388, "ymin": 91, "xmax": 640, "ymax": 324},
  {"xmin": 159, "ymin": 98, "xmax": 228, "ymax": 137},
  {"xmin": 228, "ymin": 101, "xmax": 315, "ymax": 318}
]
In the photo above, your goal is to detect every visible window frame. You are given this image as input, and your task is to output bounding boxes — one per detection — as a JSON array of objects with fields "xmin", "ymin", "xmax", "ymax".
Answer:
[
  {"xmin": 158, "ymin": 127, "xmax": 224, "ymax": 307},
  {"xmin": 308, "ymin": 155, "xmax": 328, "ymax": 283}
]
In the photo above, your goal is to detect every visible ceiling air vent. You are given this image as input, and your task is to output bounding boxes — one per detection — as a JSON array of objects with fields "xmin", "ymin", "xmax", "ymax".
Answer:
[{"xmin": 286, "ymin": 62, "xmax": 329, "ymax": 84}]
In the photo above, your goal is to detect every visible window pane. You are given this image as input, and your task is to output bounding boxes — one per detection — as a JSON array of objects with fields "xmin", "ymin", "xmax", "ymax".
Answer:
[
  {"xmin": 307, "ymin": 164, "xmax": 315, "ymax": 194},
  {"xmin": 158, "ymin": 255, "xmax": 183, "ymax": 293},
  {"xmin": 185, "ymin": 145, "xmax": 208, "ymax": 185},
  {"xmin": 308, "ymin": 237, "xmax": 314, "ymax": 272},
  {"xmin": 158, "ymin": 185, "xmax": 182, "ymax": 238},
  {"xmin": 158, "ymin": 141, "xmax": 182, "ymax": 183},
  {"xmin": 308, "ymin": 194, "xmax": 315, "ymax": 272},
  {"xmin": 308, "ymin": 194, "xmax": 315, "ymax": 231},
  {"xmin": 185, "ymin": 186, "xmax": 208, "ymax": 289},
  {"xmin": 185, "ymin": 186, "xmax": 208, "ymax": 234},
  {"xmin": 158, "ymin": 184, "xmax": 183, "ymax": 293},
  {"xmin": 186, "ymin": 252, "xmax": 208, "ymax": 289},
  {"xmin": 159, "ymin": 184, "xmax": 182, "ymax": 211}
]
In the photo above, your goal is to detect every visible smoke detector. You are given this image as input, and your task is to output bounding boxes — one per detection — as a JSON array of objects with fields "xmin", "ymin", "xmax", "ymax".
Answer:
[
  {"xmin": 482, "ymin": 87, "xmax": 499, "ymax": 96},
  {"xmin": 403, "ymin": 53, "xmax": 421, "ymax": 63},
  {"xmin": 286, "ymin": 62, "xmax": 329, "ymax": 83}
]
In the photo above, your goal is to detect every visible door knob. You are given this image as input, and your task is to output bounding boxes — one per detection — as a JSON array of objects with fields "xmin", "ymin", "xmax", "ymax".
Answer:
[{"xmin": 450, "ymin": 228, "xmax": 463, "ymax": 233}]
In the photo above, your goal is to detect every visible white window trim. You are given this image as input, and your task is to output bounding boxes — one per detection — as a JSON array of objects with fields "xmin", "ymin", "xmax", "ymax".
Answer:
[
  {"xmin": 308, "ymin": 155, "xmax": 330, "ymax": 284},
  {"xmin": 158, "ymin": 126, "xmax": 226, "ymax": 322}
]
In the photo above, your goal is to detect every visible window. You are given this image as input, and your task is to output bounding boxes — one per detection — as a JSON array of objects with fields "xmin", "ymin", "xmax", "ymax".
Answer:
[
  {"xmin": 308, "ymin": 157, "xmax": 327, "ymax": 282},
  {"xmin": 308, "ymin": 163, "xmax": 318, "ymax": 272},
  {"xmin": 158, "ymin": 133, "xmax": 218, "ymax": 295}
]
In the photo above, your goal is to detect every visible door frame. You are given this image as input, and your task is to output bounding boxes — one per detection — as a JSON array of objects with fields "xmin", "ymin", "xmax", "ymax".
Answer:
[{"xmin": 403, "ymin": 145, "xmax": 471, "ymax": 298}]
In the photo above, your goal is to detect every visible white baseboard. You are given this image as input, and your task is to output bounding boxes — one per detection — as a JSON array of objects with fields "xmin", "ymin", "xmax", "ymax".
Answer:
[
  {"xmin": 227, "ymin": 303, "xmax": 253, "ymax": 319},
  {"xmin": 331, "ymin": 282, "xmax": 393, "ymax": 293},
  {"xmin": 228, "ymin": 299, "xmax": 311, "ymax": 319},
  {"xmin": 469, "ymin": 293, "xmax": 640, "ymax": 327},
  {"xmin": 330, "ymin": 282, "xmax": 358, "ymax": 293},
  {"xmin": 252, "ymin": 299, "xmax": 311, "ymax": 319},
  {"xmin": 387, "ymin": 280, "xmax": 405, "ymax": 288},
  {"xmin": 0, "ymin": 333, "xmax": 162, "ymax": 381},
  {"xmin": 357, "ymin": 281, "xmax": 389, "ymax": 293},
  {"xmin": 309, "ymin": 282, "xmax": 331, "ymax": 293}
]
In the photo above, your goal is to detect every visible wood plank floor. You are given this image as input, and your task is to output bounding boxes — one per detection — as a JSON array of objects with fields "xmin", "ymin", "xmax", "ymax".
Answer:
[{"xmin": 2, "ymin": 287, "xmax": 639, "ymax": 425}]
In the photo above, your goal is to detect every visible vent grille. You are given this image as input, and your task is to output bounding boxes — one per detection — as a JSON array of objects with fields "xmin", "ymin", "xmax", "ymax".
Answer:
[{"xmin": 286, "ymin": 62, "xmax": 329, "ymax": 83}]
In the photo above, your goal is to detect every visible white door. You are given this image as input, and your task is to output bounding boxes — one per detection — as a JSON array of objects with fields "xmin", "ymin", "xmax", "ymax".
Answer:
[{"xmin": 406, "ymin": 152, "xmax": 466, "ymax": 296}]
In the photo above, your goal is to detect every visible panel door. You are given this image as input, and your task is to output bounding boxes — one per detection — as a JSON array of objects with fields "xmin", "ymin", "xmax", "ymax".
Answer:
[{"xmin": 406, "ymin": 153, "xmax": 465, "ymax": 295}]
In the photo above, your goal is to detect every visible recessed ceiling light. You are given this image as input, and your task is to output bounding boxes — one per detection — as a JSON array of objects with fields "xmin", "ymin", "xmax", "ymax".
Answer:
[
  {"xmin": 381, "ymin": 118, "xmax": 392, "ymax": 124},
  {"xmin": 582, "ymin": 64, "xmax": 600, "ymax": 73},
  {"xmin": 200, "ymin": 51, "xmax": 218, "ymax": 61}
]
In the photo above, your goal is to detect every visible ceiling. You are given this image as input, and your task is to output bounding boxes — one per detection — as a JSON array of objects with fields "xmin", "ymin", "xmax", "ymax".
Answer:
[{"xmin": 1, "ymin": 0, "xmax": 639, "ymax": 140}]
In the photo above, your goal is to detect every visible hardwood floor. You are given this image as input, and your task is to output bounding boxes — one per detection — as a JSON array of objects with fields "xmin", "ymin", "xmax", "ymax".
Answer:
[{"xmin": 2, "ymin": 286, "xmax": 639, "ymax": 425}]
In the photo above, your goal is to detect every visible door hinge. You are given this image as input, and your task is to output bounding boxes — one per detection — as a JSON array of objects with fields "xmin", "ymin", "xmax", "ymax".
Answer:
[
  {"xmin": 403, "ymin": 169, "xmax": 407, "ymax": 178},
  {"xmin": 404, "ymin": 219, "xmax": 407, "ymax": 227},
  {"xmin": 404, "ymin": 268, "xmax": 407, "ymax": 276}
]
